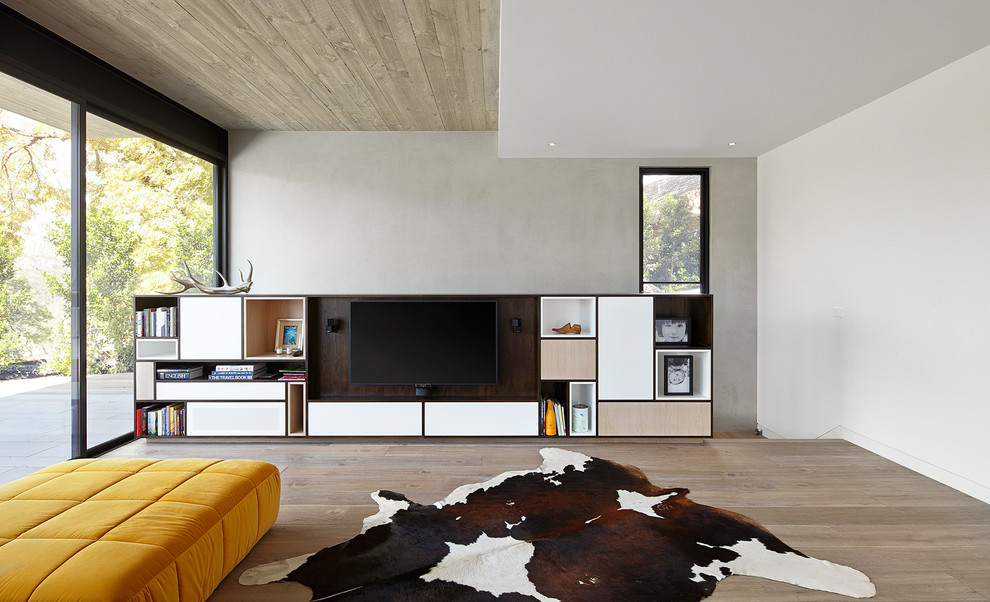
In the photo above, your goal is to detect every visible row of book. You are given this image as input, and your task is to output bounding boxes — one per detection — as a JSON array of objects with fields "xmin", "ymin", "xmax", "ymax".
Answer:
[
  {"xmin": 137, "ymin": 402, "xmax": 185, "ymax": 436},
  {"xmin": 278, "ymin": 365, "xmax": 305, "ymax": 381},
  {"xmin": 155, "ymin": 363, "xmax": 307, "ymax": 382},
  {"xmin": 540, "ymin": 396, "xmax": 568, "ymax": 436},
  {"xmin": 135, "ymin": 306, "xmax": 176, "ymax": 338}
]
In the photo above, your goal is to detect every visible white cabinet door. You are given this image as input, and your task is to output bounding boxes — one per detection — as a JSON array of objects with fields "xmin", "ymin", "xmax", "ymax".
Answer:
[
  {"xmin": 186, "ymin": 402, "xmax": 286, "ymax": 436},
  {"xmin": 598, "ymin": 296, "xmax": 654, "ymax": 400},
  {"xmin": 308, "ymin": 402, "xmax": 423, "ymax": 436},
  {"xmin": 179, "ymin": 296, "xmax": 242, "ymax": 359},
  {"xmin": 424, "ymin": 402, "xmax": 538, "ymax": 436}
]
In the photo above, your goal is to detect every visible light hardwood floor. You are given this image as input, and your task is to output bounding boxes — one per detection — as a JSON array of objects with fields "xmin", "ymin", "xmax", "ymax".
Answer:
[{"xmin": 103, "ymin": 438, "xmax": 990, "ymax": 601}]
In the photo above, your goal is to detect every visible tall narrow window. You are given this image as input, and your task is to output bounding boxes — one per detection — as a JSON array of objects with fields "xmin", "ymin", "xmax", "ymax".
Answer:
[{"xmin": 640, "ymin": 168, "xmax": 709, "ymax": 293}]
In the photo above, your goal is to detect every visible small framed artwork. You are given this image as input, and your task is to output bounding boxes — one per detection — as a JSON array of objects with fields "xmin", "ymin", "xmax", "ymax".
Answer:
[
  {"xmin": 656, "ymin": 317, "xmax": 690, "ymax": 345},
  {"xmin": 663, "ymin": 355, "xmax": 693, "ymax": 396},
  {"xmin": 276, "ymin": 319, "xmax": 304, "ymax": 352}
]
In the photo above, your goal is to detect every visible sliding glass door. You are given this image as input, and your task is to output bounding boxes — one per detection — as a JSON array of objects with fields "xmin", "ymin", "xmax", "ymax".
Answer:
[
  {"xmin": 0, "ymin": 74, "xmax": 219, "ymax": 464},
  {"xmin": 0, "ymin": 72, "xmax": 73, "ymax": 479},
  {"xmin": 83, "ymin": 114, "xmax": 216, "ymax": 451}
]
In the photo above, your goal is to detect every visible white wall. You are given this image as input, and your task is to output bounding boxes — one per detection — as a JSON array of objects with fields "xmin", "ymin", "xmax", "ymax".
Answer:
[
  {"xmin": 758, "ymin": 46, "xmax": 990, "ymax": 502},
  {"xmin": 229, "ymin": 131, "xmax": 757, "ymax": 431}
]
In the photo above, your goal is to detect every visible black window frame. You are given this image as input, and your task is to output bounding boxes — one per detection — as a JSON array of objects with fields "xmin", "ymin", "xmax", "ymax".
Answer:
[{"xmin": 639, "ymin": 167, "xmax": 710, "ymax": 294}]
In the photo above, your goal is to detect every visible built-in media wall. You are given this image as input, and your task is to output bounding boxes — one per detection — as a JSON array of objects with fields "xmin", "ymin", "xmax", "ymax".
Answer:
[{"xmin": 134, "ymin": 293, "xmax": 713, "ymax": 438}]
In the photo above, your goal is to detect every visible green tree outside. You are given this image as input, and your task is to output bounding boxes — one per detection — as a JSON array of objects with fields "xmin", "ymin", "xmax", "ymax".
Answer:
[
  {"xmin": 642, "ymin": 192, "xmax": 701, "ymax": 292},
  {"xmin": 1, "ymin": 109, "xmax": 214, "ymax": 376},
  {"xmin": 0, "ymin": 112, "xmax": 64, "ymax": 366}
]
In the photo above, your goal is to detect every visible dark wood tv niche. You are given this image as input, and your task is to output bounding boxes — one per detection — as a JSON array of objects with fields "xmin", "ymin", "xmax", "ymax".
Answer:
[
  {"xmin": 308, "ymin": 296, "xmax": 538, "ymax": 401},
  {"xmin": 133, "ymin": 294, "xmax": 713, "ymax": 438}
]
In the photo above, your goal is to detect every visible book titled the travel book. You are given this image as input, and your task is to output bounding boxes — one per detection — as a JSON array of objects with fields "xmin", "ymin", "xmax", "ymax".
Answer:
[
  {"xmin": 208, "ymin": 363, "xmax": 268, "ymax": 380},
  {"xmin": 156, "ymin": 365, "xmax": 203, "ymax": 380}
]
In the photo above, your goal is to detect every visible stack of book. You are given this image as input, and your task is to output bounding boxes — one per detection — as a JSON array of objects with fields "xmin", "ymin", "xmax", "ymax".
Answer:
[
  {"xmin": 278, "ymin": 365, "xmax": 306, "ymax": 382},
  {"xmin": 539, "ymin": 396, "xmax": 567, "ymax": 436},
  {"xmin": 135, "ymin": 307, "xmax": 177, "ymax": 337},
  {"xmin": 156, "ymin": 365, "xmax": 203, "ymax": 380},
  {"xmin": 136, "ymin": 402, "xmax": 185, "ymax": 436},
  {"xmin": 208, "ymin": 363, "xmax": 267, "ymax": 381}
]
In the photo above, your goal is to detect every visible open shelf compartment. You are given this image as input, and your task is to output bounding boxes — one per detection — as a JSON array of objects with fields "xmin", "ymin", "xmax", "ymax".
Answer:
[
  {"xmin": 655, "ymin": 349, "xmax": 712, "ymax": 400},
  {"xmin": 540, "ymin": 296, "xmax": 596, "ymax": 338},
  {"xmin": 568, "ymin": 381, "xmax": 596, "ymax": 436},
  {"xmin": 244, "ymin": 297, "xmax": 307, "ymax": 360}
]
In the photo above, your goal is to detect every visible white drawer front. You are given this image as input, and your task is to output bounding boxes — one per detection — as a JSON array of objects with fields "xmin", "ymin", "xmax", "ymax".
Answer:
[
  {"xmin": 186, "ymin": 402, "xmax": 285, "ymax": 436},
  {"xmin": 157, "ymin": 381, "xmax": 285, "ymax": 400},
  {"xmin": 424, "ymin": 402, "xmax": 538, "ymax": 436},
  {"xmin": 308, "ymin": 402, "xmax": 422, "ymax": 436}
]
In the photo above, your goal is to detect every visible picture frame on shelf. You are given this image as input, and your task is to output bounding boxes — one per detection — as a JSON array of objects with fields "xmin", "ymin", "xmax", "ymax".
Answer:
[
  {"xmin": 275, "ymin": 319, "xmax": 304, "ymax": 353},
  {"xmin": 656, "ymin": 317, "xmax": 690, "ymax": 345},
  {"xmin": 663, "ymin": 354, "xmax": 693, "ymax": 396}
]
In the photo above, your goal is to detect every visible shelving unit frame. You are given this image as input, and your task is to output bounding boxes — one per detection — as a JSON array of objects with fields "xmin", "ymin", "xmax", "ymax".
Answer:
[{"xmin": 133, "ymin": 293, "xmax": 713, "ymax": 439}]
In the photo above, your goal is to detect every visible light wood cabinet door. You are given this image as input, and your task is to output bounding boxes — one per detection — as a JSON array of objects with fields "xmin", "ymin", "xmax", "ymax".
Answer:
[
  {"xmin": 598, "ymin": 296, "xmax": 654, "ymax": 400},
  {"xmin": 598, "ymin": 402, "xmax": 711, "ymax": 436},
  {"xmin": 540, "ymin": 339, "xmax": 596, "ymax": 380}
]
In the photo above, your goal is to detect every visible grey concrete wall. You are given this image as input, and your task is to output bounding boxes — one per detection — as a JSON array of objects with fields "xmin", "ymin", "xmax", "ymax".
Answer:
[{"xmin": 229, "ymin": 131, "xmax": 756, "ymax": 432}]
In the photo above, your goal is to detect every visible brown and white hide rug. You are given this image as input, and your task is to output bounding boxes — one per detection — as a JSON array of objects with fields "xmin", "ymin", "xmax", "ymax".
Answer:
[{"xmin": 241, "ymin": 448, "xmax": 875, "ymax": 601}]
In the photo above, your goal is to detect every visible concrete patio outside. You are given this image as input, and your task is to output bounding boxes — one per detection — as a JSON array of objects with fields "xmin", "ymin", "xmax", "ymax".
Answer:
[{"xmin": 0, "ymin": 373, "xmax": 134, "ymax": 485}]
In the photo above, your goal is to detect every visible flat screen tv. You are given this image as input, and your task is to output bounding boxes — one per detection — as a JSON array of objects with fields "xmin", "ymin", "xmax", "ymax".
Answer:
[{"xmin": 349, "ymin": 300, "xmax": 498, "ymax": 386}]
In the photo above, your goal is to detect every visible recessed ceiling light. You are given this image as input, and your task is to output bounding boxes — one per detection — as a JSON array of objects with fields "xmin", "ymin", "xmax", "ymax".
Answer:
[
  {"xmin": 728, "ymin": 142, "xmax": 737, "ymax": 146},
  {"xmin": 548, "ymin": 142, "xmax": 556, "ymax": 148}
]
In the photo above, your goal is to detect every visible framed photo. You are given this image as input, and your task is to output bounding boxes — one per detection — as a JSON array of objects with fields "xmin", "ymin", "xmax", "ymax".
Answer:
[
  {"xmin": 663, "ymin": 355, "xmax": 693, "ymax": 396},
  {"xmin": 656, "ymin": 317, "xmax": 690, "ymax": 345},
  {"xmin": 276, "ymin": 319, "xmax": 304, "ymax": 352}
]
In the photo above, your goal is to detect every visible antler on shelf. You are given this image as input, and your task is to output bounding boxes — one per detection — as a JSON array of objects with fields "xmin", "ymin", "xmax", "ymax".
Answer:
[{"xmin": 159, "ymin": 259, "xmax": 253, "ymax": 295}]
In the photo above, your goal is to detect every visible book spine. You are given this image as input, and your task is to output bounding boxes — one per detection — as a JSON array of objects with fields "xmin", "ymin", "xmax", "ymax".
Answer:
[
  {"xmin": 158, "ymin": 307, "xmax": 169, "ymax": 337},
  {"xmin": 157, "ymin": 372, "xmax": 196, "ymax": 380},
  {"xmin": 210, "ymin": 371, "xmax": 258, "ymax": 376},
  {"xmin": 214, "ymin": 365, "xmax": 262, "ymax": 372},
  {"xmin": 208, "ymin": 374, "xmax": 254, "ymax": 381}
]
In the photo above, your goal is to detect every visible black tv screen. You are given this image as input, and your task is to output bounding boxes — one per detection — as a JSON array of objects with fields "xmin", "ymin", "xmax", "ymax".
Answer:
[{"xmin": 349, "ymin": 300, "xmax": 498, "ymax": 386}]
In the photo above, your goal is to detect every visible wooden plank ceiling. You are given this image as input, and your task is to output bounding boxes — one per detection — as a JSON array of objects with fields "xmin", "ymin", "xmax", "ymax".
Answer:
[{"xmin": 1, "ymin": 0, "xmax": 500, "ymax": 131}]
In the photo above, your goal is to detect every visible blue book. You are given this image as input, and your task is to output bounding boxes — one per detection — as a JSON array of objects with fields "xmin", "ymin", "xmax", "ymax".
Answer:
[{"xmin": 158, "ymin": 372, "xmax": 195, "ymax": 380}]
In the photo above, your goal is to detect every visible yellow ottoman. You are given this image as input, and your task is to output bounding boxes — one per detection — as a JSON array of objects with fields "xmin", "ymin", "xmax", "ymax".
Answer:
[{"xmin": 0, "ymin": 458, "xmax": 280, "ymax": 601}]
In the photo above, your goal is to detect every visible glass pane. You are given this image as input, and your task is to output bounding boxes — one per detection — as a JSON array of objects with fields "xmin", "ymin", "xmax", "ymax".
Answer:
[
  {"xmin": 0, "ymin": 73, "xmax": 72, "ymax": 483},
  {"xmin": 85, "ymin": 114, "xmax": 215, "ymax": 449},
  {"xmin": 642, "ymin": 173, "xmax": 702, "ymax": 287}
]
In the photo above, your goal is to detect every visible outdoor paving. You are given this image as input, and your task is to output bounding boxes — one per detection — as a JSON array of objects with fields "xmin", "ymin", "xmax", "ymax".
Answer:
[{"xmin": 0, "ymin": 374, "xmax": 133, "ymax": 485}]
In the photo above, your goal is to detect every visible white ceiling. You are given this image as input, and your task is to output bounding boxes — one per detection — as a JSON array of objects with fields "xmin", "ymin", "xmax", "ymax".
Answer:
[{"xmin": 497, "ymin": 0, "xmax": 990, "ymax": 158}]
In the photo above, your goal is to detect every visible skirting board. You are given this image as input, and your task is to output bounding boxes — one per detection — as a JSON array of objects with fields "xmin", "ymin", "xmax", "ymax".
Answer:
[{"xmin": 758, "ymin": 423, "xmax": 990, "ymax": 505}]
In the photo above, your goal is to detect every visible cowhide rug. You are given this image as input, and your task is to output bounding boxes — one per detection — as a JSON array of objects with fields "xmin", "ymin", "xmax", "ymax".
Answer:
[{"xmin": 241, "ymin": 448, "xmax": 875, "ymax": 601}]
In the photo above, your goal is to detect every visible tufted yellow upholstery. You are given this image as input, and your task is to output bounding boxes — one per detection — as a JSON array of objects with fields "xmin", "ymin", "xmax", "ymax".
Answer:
[{"xmin": 0, "ymin": 458, "xmax": 280, "ymax": 601}]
